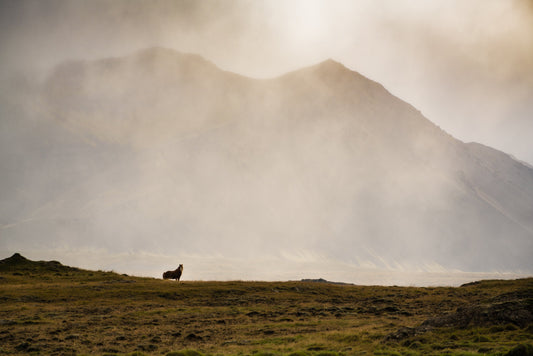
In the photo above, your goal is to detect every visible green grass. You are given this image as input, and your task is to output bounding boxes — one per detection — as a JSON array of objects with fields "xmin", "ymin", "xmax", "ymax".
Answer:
[{"xmin": 0, "ymin": 254, "xmax": 531, "ymax": 355}]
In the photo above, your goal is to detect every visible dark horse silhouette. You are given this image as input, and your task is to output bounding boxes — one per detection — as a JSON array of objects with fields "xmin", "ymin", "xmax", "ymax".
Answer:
[{"xmin": 163, "ymin": 264, "xmax": 183, "ymax": 281}]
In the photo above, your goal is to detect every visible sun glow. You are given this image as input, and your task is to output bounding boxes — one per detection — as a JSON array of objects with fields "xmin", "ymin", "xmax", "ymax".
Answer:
[{"xmin": 280, "ymin": 0, "xmax": 329, "ymax": 45}]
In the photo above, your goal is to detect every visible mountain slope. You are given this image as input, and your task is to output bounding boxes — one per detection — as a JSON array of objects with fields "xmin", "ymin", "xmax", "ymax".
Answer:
[{"xmin": 1, "ymin": 47, "xmax": 532, "ymax": 275}]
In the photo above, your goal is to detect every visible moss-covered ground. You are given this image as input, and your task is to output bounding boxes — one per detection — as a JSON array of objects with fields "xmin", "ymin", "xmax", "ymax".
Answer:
[{"xmin": 0, "ymin": 254, "xmax": 531, "ymax": 355}]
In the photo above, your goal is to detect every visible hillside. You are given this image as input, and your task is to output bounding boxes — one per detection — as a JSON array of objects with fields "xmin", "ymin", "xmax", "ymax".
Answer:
[
  {"xmin": 0, "ymin": 254, "xmax": 532, "ymax": 355},
  {"xmin": 1, "ymin": 47, "xmax": 532, "ymax": 278},
  {"xmin": 0, "ymin": 252, "xmax": 80, "ymax": 273}
]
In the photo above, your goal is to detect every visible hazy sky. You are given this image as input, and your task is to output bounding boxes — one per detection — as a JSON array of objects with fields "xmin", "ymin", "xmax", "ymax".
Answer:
[
  {"xmin": 1, "ymin": 0, "xmax": 532, "ymax": 164},
  {"xmin": 1, "ymin": 1, "xmax": 533, "ymax": 285}
]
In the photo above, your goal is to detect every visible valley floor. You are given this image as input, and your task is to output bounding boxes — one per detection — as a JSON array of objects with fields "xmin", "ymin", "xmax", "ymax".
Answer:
[{"xmin": 0, "ymin": 264, "xmax": 532, "ymax": 355}]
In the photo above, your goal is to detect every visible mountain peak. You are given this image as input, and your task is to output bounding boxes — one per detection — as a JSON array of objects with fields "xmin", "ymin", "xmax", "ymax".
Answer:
[
  {"xmin": 281, "ymin": 57, "xmax": 366, "ymax": 87},
  {"xmin": 313, "ymin": 58, "xmax": 350, "ymax": 75},
  {"xmin": 278, "ymin": 57, "xmax": 391, "ymax": 102},
  {"xmin": 299, "ymin": 58, "xmax": 382, "ymax": 89},
  {"xmin": 320, "ymin": 58, "xmax": 345, "ymax": 67}
]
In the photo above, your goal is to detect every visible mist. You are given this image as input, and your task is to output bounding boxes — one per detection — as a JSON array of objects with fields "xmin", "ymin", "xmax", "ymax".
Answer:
[
  {"xmin": 1, "ymin": 1, "xmax": 532, "ymax": 285},
  {"xmin": 1, "ymin": 0, "xmax": 532, "ymax": 163}
]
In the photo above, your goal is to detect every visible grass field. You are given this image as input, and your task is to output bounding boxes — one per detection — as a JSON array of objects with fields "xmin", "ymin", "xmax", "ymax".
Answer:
[{"xmin": 0, "ymin": 253, "xmax": 531, "ymax": 355}]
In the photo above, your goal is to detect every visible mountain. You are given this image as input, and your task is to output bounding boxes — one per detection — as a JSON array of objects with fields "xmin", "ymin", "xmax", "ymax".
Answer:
[{"xmin": 1, "ymin": 47, "xmax": 532, "ymax": 274}]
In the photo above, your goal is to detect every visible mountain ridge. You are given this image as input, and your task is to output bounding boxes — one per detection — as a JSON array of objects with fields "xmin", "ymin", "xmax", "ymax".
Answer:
[{"xmin": 2, "ymin": 47, "xmax": 532, "ymax": 276}]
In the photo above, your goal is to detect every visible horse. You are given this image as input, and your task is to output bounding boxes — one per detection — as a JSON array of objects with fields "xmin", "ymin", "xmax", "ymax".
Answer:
[{"xmin": 163, "ymin": 264, "xmax": 183, "ymax": 281}]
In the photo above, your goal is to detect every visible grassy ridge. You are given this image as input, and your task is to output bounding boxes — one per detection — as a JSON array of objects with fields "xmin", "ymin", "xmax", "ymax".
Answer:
[{"xmin": 0, "ymin": 254, "xmax": 531, "ymax": 355}]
